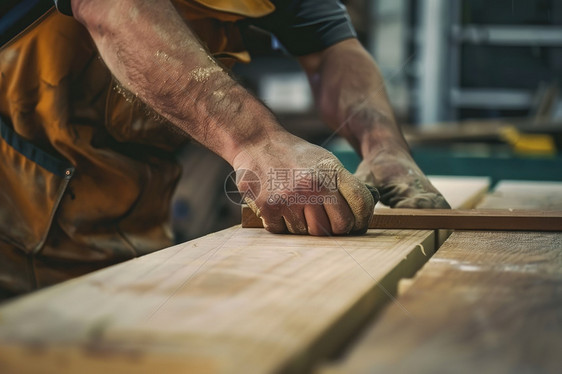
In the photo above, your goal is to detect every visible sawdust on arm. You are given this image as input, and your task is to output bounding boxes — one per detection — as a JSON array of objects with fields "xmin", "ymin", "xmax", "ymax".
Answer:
[{"xmin": 70, "ymin": 0, "xmax": 375, "ymax": 235}]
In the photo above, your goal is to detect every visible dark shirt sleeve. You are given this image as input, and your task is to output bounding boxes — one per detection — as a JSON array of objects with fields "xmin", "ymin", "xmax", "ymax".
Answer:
[
  {"xmin": 50, "ymin": 0, "xmax": 355, "ymax": 55},
  {"xmin": 1, "ymin": 0, "xmax": 54, "ymax": 46},
  {"xmin": 53, "ymin": 0, "xmax": 72, "ymax": 15},
  {"xmin": 245, "ymin": 0, "xmax": 357, "ymax": 56}
]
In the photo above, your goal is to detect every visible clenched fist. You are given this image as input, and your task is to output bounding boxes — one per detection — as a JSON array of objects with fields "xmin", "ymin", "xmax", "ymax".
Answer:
[{"xmin": 232, "ymin": 133, "xmax": 375, "ymax": 236}]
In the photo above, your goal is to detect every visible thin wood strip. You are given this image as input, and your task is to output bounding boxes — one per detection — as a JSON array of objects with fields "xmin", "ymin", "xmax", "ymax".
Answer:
[
  {"xmin": 242, "ymin": 205, "xmax": 562, "ymax": 231},
  {"xmin": 425, "ymin": 176, "xmax": 490, "ymax": 246}
]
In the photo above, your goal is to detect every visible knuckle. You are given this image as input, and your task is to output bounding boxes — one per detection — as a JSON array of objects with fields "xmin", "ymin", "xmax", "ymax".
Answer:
[
  {"xmin": 264, "ymin": 224, "xmax": 285, "ymax": 234},
  {"xmin": 308, "ymin": 226, "xmax": 328, "ymax": 236},
  {"xmin": 333, "ymin": 220, "xmax": 354, "ymax": 235}
]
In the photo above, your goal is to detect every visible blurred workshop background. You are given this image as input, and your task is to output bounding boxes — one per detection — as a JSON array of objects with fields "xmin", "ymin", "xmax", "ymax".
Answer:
[{"xmin": 172, "ymin": 0, "xmax": 562, "ymax": 242}]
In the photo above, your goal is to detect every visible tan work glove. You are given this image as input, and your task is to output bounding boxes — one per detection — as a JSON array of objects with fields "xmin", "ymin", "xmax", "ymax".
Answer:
[
  {"xmin": 233, "ymin": 134, "xmax": 375, "ymax": 236},
  {"xmin": 354, "ymin": 148, "xmax": 450, "ymax": 208}
]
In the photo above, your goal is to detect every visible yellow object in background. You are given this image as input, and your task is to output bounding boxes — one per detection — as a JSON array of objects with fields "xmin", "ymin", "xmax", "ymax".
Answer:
[{"xmin": 500, "ymin": 126, "xmax": 557, "ymax": 156}]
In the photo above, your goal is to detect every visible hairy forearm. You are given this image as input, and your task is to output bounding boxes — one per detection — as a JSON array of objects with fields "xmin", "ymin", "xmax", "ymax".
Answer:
[
  {"xmin": 72, "ymin": 0, "xmax": 281, "ymax": 164},
  {"xmin": 300, "ymin": 39, "xmax": 409, "ymax": 159}
]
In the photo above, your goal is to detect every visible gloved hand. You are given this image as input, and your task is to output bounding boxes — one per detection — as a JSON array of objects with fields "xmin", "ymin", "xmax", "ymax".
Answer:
[
  {"xmin": 233, "ymin": 133, "xmax": 375, "ymax": 236},
  {"xmin": 354, "ymin": 148, "xmax": 450, "ymax": 208}
]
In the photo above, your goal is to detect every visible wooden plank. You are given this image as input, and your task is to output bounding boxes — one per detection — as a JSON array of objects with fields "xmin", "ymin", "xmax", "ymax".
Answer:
[
  {"xmin": 426, "ymin": 176, "xmax": 489, "ymax": 246},
  {"xmin": 477, "ymin": 180, "xmax": 562, "ymax": 210},
  {"xmin": 0, "ymin": 177, "xmax": 489, "ymax": 373},
  {"xmin": 371, "ymin": 209, "xmax": 562, "ymax": 231},
  {"xmin": 0, "ymin": 229, "xmax": 437, "ymax": 373},
  {"xmin": 322, "ymin": 231, "xmax": 562, "ymax": 374},
  {"xmin": 321, "ymin": 181, "xmax": 562, "ymax": 374},
  {"xmin": 243, "ymin": 207, "xmax": 562, "ymax": 231}
]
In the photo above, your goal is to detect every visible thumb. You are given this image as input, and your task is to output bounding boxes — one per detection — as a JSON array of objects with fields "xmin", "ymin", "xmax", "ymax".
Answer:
[
  {"xmin": 317, "ymin": 158, "xmax": 375, "ymax": 234},
  {"xmin": 338, "ymin": 170, "xmax": 375, "ymax": 234}
]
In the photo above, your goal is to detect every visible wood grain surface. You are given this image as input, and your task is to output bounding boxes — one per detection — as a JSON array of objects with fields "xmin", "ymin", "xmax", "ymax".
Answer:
[
  {"xmin": 477, "ymin": 180, "xmax": 562, "ymax": 210},
  {"xmin": 0, "ymin": 229, "xmax": 436, "ymax": 373},
  {"xmin": 322, "ymin": 181, "xmax": 562, "ymax": 374},
  {"xmin": 243, "ymin": 207, "xmax": 562, "ymax": 231},
  {"xmin": 0, "ymin": 177, "xmax": 489, "ymax": 373}
]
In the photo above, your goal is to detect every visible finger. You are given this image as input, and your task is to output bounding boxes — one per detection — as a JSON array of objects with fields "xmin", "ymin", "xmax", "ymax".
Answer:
[
  {"xmin": 261, "ymin": 213, "xmax": 288, "ymax": 234},
  {"xmin": 364, "ymin": 184, "xmax": 381, "ymax": 204},
  {"xmin": 304, "ymin": 204, "xmax": 331, "ymax": 236},
  {"xmin": 337, "ymin": 170, "xmax": 375, "ymax": 233},
  {"xmin": 378, "ymin": 184, "xmax": 409, "ymax": 207},
  {"xmin": 394, "ymin": 193, "xmax": 451, "ymax": 209},
  {"xmin": 436, "ymin": 195, "xmax": 451, "ymax": 209},
  {"xmin": 316, "ymin": 158, "xmax": 374, "ymax": 234},
  {"xmin": 323, "ymin": 194, "xmax": 354, "ymax": 235},
  {"xmin": 281, "ymin": 206, "xmax": 308, "ymax": 235}
]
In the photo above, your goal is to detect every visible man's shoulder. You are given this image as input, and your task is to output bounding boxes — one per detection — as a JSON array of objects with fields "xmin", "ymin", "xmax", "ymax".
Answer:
[
  {"xmin": 53, "ymin": 0, "xmax": 72, "ymax": 15},
  {"xmin": 249, "ymin": 0, "xmax": 357, "ymax": 56}
]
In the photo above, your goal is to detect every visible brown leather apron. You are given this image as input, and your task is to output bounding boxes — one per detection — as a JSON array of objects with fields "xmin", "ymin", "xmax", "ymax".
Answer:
[{"xmin": 0, "ymin": 0, "xmax": 274, "ymax": 297}]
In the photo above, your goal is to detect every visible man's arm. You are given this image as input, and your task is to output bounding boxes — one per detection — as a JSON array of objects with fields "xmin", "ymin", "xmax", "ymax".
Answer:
[
  {"xmin": 299, "ymin": 38, "xmax": 450, "ymax": 208},
  {"xmin": 71, "ymin": 0, "xmax": 270, "ymax": 165},
  {"xmin": 71, "ymin": 0, "xmax": 375, "ymax": 235}
]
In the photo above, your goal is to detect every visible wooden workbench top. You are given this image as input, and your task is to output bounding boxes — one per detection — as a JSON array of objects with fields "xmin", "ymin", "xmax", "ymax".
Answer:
[
  {"xmin": 322, "ymin": 180, "xmax": 562, "ymax": 374},
  {"xmin": 1, "ymin": 177, "xmax": 560, "ymax": 373}
]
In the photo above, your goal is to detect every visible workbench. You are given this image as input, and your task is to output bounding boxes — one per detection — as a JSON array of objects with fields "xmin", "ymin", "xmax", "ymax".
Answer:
[{"xmin": 0, "ymin": 177, "xmax": 560, "ymax": 373}]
